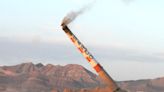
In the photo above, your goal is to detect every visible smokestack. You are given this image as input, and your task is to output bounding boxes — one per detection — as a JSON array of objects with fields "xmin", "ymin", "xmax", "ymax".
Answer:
[
  {"xmin": 61, "ymin": 1, "xmax": 127, "ymax": 91},
  {"xmin": 61, "ymin": 25, "xmax": 127, "ymax": 92}
]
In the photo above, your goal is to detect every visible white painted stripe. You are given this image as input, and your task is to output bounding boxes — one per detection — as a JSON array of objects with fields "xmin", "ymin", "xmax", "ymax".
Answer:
[
  {"xmin": 83, "ymin": 53, "xmax": 88, "ymax": 57},
  {"xmin": 89, "ymin": 60, "xmax": 98, "ymax": 67}
]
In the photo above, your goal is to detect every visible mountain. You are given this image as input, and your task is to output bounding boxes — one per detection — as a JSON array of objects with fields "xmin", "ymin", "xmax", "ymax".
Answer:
[
  {"xmin": 117, "ymin": 77, "xmax": 164, "ymax": 92},
  {"xmin": 63, "ymin": 77, "xmax": 164, "ymax": 92},
  {"xmin": 0, "ymin": 63, "xmax": 164, "ymax": 92},
  {"xmin": 0, "ymin": 62, "xmax": 102, "ymax": 92}
]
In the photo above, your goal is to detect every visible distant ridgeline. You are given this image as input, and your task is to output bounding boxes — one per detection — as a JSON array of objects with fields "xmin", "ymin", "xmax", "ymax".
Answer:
[{"xmin": 0, "ymin": 62, "xmax": 164, "ymax": 92}]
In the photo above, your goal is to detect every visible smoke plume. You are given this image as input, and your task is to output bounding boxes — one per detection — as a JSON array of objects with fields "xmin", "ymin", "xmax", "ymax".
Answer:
[{"xmin": 62, "ymin": 1, "xmax": 95, "ymax": 26}]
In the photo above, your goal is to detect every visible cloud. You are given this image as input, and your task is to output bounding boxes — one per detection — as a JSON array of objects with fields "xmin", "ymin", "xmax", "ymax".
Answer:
[
  {"xmin": 0, "ymin": 37, "xmax": 163, "ymax": 66},
  {"xmin": 0, "ymin": 37, "xmax": 84, "ymax": 65},
  {"xmin": 91, "ymin": 46, "xmax": 164, "ymax": 63}
]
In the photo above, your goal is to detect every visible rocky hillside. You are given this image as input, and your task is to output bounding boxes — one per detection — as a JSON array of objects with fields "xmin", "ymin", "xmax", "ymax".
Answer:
[
  {"xmin": 63, "ymin": 77, "xmax": 164, "ymax": 92},
  {"xmin": 0, "ymin": 63, "xmax": 164, "ymax": 92},
  {"xmin": 117, "ymin": 77, "xmax": 164, "ymax": 92},
  {"xmin": 0, "ymin": 62, "xmax": 102, "ymax": 92}
]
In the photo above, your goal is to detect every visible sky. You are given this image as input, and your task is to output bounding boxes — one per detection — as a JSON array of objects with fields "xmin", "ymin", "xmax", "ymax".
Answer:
[{"xmin": 0, "ymin": 0, "xmax": 164, "ymax": 81}]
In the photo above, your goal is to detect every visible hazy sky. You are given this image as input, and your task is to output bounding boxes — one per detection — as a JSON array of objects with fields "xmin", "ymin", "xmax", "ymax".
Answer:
[{"xmin": 0, "ymin": 0, "xmax": 164, "ymax": 81}]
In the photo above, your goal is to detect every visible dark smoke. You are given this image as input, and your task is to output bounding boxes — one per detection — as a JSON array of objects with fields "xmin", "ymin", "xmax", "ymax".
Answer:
[
  {"xmin": 62, "ymin": 1, "xmax": 95, "ymax": 25},
  {"xmin": 61, "ymin": 11, "xmax": 83, "ymax": 26},
  {"xmin": 61, "ymin": 0, "xmax": 132, "ymax": 26}
]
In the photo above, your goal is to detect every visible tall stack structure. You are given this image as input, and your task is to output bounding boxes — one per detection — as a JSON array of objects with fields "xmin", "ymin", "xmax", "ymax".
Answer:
[{"xmin": 61, "ymin": 24, "xmax": 127, "ymax": 92}]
